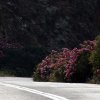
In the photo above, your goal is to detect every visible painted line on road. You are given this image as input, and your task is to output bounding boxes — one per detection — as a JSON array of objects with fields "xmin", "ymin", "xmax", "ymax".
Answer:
[{"xmin": 0, "ymin": 82, "xmax": 69, "ymax": 100}]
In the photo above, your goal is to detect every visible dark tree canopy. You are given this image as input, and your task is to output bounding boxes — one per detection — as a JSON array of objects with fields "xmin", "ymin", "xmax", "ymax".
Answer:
[{"xmin": 0, "ymin": 0, "xmax": 99, "ymax": 49}]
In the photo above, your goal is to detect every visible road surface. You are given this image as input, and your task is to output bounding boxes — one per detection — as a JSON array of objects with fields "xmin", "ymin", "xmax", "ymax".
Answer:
[{"xmin": 0, "ymin": 77, "xmax": 100, "ymax": 100}]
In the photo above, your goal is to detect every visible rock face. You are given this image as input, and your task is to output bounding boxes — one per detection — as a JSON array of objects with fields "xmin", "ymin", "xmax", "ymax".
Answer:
[{"xmin": 0, "ymin": 0, "xmax": 100, "ymax": 50}]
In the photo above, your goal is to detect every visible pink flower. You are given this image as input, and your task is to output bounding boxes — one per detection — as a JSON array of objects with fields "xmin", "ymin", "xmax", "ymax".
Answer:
[{"xmin": 96, "ymin": 69, "xmax": 100, "ymax": 77}]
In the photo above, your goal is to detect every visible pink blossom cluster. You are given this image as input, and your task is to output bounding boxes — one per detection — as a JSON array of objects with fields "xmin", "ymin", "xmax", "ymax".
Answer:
[
  {"xmin": 36, "ymin": 40, "xmax": 96, "ymax": 81},
  {"xmin": 80, "ymin": 40, "xmax": 96, "ymax": 51},
  {"xmin": 96, "ymin": 69, "xmax": 100, "ymax": 77}
]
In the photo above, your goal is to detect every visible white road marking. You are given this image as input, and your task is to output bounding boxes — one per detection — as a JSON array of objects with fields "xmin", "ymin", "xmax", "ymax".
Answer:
[{"xmin": 0, "ymin": 82, "xmax": 69, "ymax": 100}]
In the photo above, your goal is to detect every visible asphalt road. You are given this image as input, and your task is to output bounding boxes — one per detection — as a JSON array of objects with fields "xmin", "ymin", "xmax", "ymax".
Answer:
[{"xmin": 0, "ymin": 77, "xmax": 100, "ymax": 100}]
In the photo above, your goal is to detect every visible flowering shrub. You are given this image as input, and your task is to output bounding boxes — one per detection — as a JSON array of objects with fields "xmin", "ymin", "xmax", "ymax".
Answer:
[
  {"xmin": 96, "ymin": 69, "xmax": 100, "ymax": 77},
  {"xmin": 34, "ymin": 40, "xmax": 95, "ymax": 82}
]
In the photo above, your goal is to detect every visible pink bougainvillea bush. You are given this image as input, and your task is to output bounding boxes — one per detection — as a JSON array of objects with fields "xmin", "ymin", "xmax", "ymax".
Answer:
[{"xmin": 34, "ymin": 40, "xmax": 96, "ymax": 82}]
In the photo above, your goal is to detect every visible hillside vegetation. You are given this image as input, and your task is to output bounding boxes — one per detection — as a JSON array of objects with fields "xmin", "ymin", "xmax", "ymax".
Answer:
[
  {"xmin": 34, "ymin": 36, "xmax": 100, "ymax": 83},
  {"xmin": 0, "ymin": 0, "xmax": 100, "ymax": 77}
]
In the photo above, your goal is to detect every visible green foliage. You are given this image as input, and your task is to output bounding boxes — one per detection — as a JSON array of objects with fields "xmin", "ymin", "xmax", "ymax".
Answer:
[
  {"xmin": 49, "ymin": 67, "xmax": 66, "ymax": 82},
  {"xmin": 33, "ymin": 64, "xmax": 66, "ymax": 82},
  {"xmin": 72, "ymin": 52, "xmax": 93, "ymax": 83},
  {"xmin": 90, "ymin": 36, "xmax": 100, "ymax": 83},
  {"xmin": 0, "ymin": 70, "xmax": 15, "ymax": 77}
]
